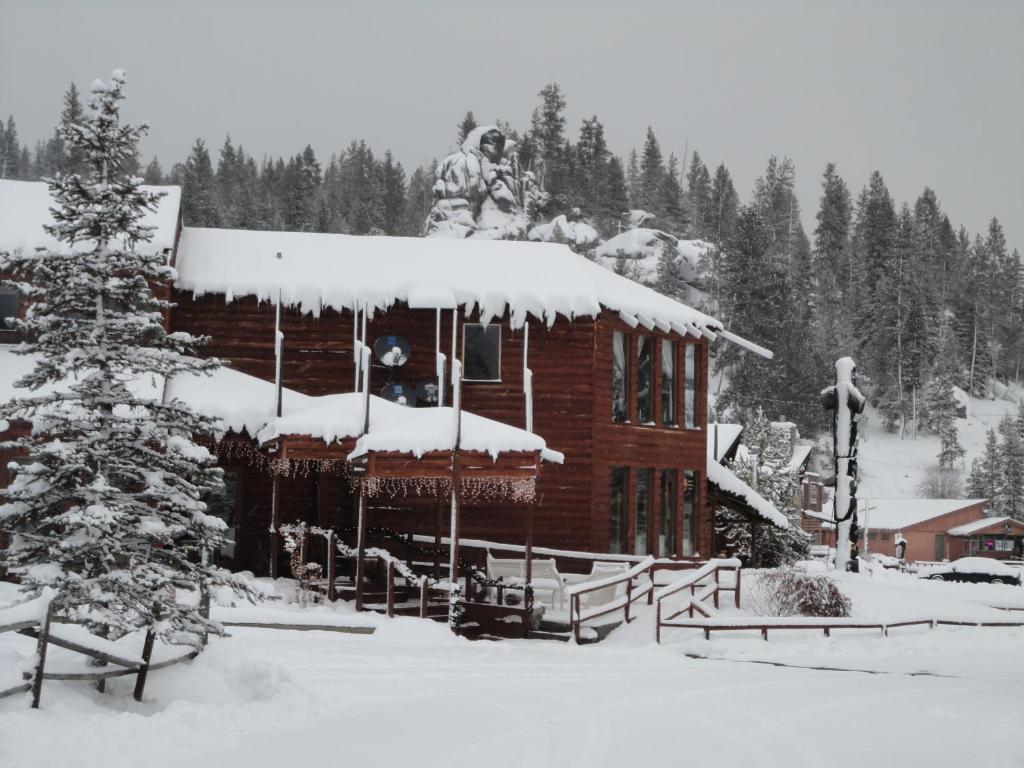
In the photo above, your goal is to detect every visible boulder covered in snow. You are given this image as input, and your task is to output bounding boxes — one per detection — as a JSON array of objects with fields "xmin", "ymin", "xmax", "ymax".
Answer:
[
  {"xmin": 593, "ymin": 228, "xmax": 707, "ymax": 284},
  {"xmin": 528, "ymin": 214, "xmax": 600, "ymax": 251}
]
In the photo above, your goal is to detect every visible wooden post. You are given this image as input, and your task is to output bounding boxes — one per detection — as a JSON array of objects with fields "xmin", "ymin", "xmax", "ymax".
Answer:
[
  {"xmin": 386, "ymin": 561, "xmax": 396, "ymax": 618},
  {"xmin": 327, "ymin": 530, "xmax": 337, "ymax": 601},
  {"xmin": 625, "ymin": 577, "xmax": 633, "ymax": 623},
  {"xmin": 433, "ymin": 480, "xmax": 444, "ymax": 579},
  {"xmin": 761, "ymin": 626, "xmax": 768, "ymax": 641},
  {"xmin": 656, "ymin": 601, "xmax": 662, "ymax": 644},
  {"xmin": 269, "ymin": 475, "xmax": 280, "ymax": 579},
  {"xmin": 355, "ymin": 487, "xmax": 367, "ymax": 611},
  {"xmin": 573, "ymin": 594, "xmax": 581, "ymax": 644},
  {"xmin": 419, "ymin": 577, "xmax": 429, "ymax": 618},
  {"xmin": 735, "ymin": 567, "xmax": 742, "ymax": 609},
  {"xmin": 524, "ymin": 497, "xmax": 535, "ymax": 587},
  {"xmin": 30, "ymin": 601, "xmax": 53, "ymax": 709},
  {"xmin": 133, "ymin": 605, "xmax": 160, "ymax": 702},
  {"xmin": 713, "ymin": 567, "xmax": 720, "ymax": 610}
]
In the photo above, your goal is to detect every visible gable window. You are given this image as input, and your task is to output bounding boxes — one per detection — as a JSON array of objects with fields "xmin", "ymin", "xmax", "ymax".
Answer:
[
  {"xmin": 684, "ymin": 345, "xmax": 698, "ymax": 429},
  {"xmin": 660, "ymin": 469, "xmax": 678, "ymax": 557},
  {"xmin": 609, "ymin": 466, "xmax": 628, "ymax": 554},
  {"xmin": 0, "ymin": 287, "xmax": 18, "ymax": 332},
  {"xmin": 636, "ymin": 335, "xmax": 653, "ymax": 423},
  {"xmin": 661, "ymin": 340, "xmax": 677, "ymax": 426},
  {"xmin": 463, "ymin": 324, "xmax": 501, "ymax": 382},
  {"xmin": 612, "ymin": 331, "xmax": 629, "ymax": 423},
  {"xmin": 635, "ymin": 468, "xmax": 653, "ymax": 555},
  {"xmin": 682, "ymin": 470, "xmax": 697, "ymax": 556}
]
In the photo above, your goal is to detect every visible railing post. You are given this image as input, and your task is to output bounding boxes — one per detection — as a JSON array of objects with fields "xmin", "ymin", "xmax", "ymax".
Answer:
[
  {"xmin": 714, "ymin": 567, "xmax": 720, "ymax": 610},
  {"xmin": 327, "ymin": 531, "xmax": 337, "ymax": 602},
  {"xmin": 735, "ymin": 567, "xmax": 741, "ymax": 609},
  {"xmin": 625, "ymin": 578, "xmax": 633, "ymax": 623},
  {"xmin": 133, "ymin": 604, "xmax": 160, "ymax": 702},
  {"xmin": 656, "ymin": 600, "xmax": 662, "ymax": 644},
  {"xmin": 419, "ymin": 577, "xmax": 429, "ymax": 619},
  {"xmin": 573, "ymin": 594, "xmax": 581, "ymax": 644},
  {"xmin": 30, "ymin": 601, "xmax": 53, "ymax": 709},
  {"xmin": 386, "ymin": 561, "xmax": 396, "ymax": 618}
]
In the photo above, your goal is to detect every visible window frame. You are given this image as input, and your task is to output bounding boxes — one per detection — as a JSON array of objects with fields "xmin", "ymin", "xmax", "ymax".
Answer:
[
  {"xmin": 682, "ymin": 470, "xmax": 698, "ymax": 556},
  {"xmin": 634, "ymin": 467, "xmax": 653, "ymax": 555},
  {"xmin": 660, "ymin": 339, "xmax": 678, "ymax": 427},
  {"xmin": 635, "ymin": 335, "xmax": 654, "ymax": 424},
  {"xmin": 0, "ymin": 286, "xmax": 20, "ymax": 335},
  {"xmin": 461, "ymin": 323, "xmax": 502, "ymax": 383},
  {"xmin": 659, "ymin": 469, "xmax": 678, "ymax": 558},
  {"xmin": 612, "ymin": 330, "xmax": 631, "ymax": 423},
  {"xmin": 683, "ymin": 344, "xmax": 699, "ymax": 429},
  {"xmin": 609, "ymin": 466, "xmax": 629, "ymax": 555}
]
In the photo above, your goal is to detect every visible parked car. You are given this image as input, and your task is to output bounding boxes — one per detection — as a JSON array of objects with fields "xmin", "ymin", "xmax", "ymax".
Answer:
[{"xmin": 920, "ymin": 557, "xmax": 1022, "ymax": 585}]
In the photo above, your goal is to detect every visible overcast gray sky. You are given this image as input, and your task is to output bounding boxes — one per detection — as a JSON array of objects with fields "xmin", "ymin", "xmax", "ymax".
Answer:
[{"xmin": 2, "ymin": 0, "xmax": 1022, "ymax": 249}]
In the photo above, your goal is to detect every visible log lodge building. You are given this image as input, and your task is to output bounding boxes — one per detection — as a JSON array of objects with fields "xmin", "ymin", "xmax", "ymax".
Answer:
[{"xmin": 1, "ymin": 180, "xmax": 780, "ymax": 592}]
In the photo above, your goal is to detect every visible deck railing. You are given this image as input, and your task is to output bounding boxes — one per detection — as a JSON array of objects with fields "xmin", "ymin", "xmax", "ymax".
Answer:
[
  {"xmin": 565, "ymin": 556, "xmax": 656, "ymax": 643},
  {"xmin": 654, "ymin": 558, "xmax": 742, "ymax": 643}
]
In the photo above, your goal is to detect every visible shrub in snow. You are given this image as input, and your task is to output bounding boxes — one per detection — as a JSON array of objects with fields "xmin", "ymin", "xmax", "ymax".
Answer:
[
  {"xmin": 0, "ymin": 70, "xmax": 260, "ymax": 649},
  {"xmin": 749, "ymin": 569, "xmax": 852, "ymax": 618}
]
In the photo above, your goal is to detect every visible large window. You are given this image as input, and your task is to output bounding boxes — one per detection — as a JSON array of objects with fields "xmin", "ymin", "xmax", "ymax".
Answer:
[
  {"xmin": 612, "ymin": 331, "xmax": 629, "ymax": 422},
  {"xmin": 660, "ymin": 470, "xmax": 678, "ymax": 557},
  {"xmin": 0, "ymin": 288, "xmax": 18, "ymax": 332},
  {"xmin": 661, "ymin": 340, "xmax": 677, "ymax": 426},
  {"xmin": 204, "ymin": 468, "xmax": 239, "ymax": 558},
  {"xmin": 635, "ymin": 468, "xmax": 653, "ymax": 555},
  {"xmin": 636, "ymin": 335, "xmax": 653, "ymax": 423},
  {"xmin": 463, "ymin": 324, "xmax": 501, "ymax": 382},
  {"xmin": 609, "ymin": 467, "xmax": 628, "ymax": 554},
  {"xmin": 682, "ymin": 470, "xmax": 697, "ymax": 556},
  {"xmin": 684, "ymin": 345, "xmax": 698, "ymax": 429}
]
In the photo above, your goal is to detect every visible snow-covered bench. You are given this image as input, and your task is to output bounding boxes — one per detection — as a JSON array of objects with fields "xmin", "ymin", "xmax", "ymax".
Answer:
[{"xmin": 486, "ymin": 553, "xmax": 566, "ymax": 609}]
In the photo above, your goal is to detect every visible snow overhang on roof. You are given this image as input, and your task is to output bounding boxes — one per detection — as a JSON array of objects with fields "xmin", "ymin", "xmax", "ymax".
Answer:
[
  {"xmin": 172, "ymin": 226, "xmax": 771, "ymax": 358},
  {"xmin": 0, "ymin": 179, "xmax": 181, "ymax": 258},
  {"xmin": 947, "ymin": 516, "xmax": 1023, "ymax": 537},
  {"xmin": 706, "ymin": 460, "xmax": 789, "ymax": 529},
  {"xmin": 163, "ymin": 366, "xmax": 563, "ymax": 464}
]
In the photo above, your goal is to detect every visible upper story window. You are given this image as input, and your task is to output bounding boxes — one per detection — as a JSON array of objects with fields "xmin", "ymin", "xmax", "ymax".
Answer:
[
  {"xmin": 661, "ymin": 339, "xmax": 677, "ymax": 426},
  {"xmin": 612, "ymin": 331, "xmax": 629, "ymax": 423},
  {"xmin": 0, "ymin": 287, "xmax": 19, "ymax": 334},
  {"xmin": 463, "ymin": 324, "xmax": 501, "ymax": 382},
  {"xmin": 636, "ymin": 335, "xmax": 653, "ymax": 423},
  {"xmin": 684, "ymin": 344, "xmax": 698, "ymax": 429}
]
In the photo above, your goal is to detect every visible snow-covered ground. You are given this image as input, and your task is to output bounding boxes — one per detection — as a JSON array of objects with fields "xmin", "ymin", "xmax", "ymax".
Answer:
[
  {"xmin": 2, "ymin": 571, "xmax": 1022, "ymax": 768},
  {"xmin": 857, "ymin": 393, "xmax": 1021, "ymax": 498}
]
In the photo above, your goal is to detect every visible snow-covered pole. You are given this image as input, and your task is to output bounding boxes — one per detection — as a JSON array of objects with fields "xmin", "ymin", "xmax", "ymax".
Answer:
[
  {"xmin": 360, "ymin": 344, "xmax": 371, "ymax": 436},
  {"xmin": 821, "ymin": 356, "xmax": 866, "ymax": 572},
  {"xmin": 435, "ymin": 308, "xmax": 445, "ymax": 408},
  {"xmin": 353, "ymin": 301, "xmax": 361, "ymax": 393},
  {"xmin": 523, "ymin": 321, "xmax": 533, "ymax": 434}
]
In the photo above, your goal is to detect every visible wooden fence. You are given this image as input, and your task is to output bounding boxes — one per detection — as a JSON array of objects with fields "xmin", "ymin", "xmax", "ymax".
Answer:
[
  {"xmin": 0, "ymin": 590, "xmax": 196, "ymax": 709},
  {"xmin": 653, "ymin": 559, "xmax": 742, "ymax": 643}
]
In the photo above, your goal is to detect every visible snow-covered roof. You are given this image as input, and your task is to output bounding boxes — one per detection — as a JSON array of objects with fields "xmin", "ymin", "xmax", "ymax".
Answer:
[
  {"xmin": 947, "ymin": 516, "xmax": 1024, "ymax": 537},
  {"xmin": 173, "ymin": 226, "xmax": 745, "ymax": 345},
  {"xmin": 0, "ymin": 179, "xmax": 181, "ymax": 257},
  {"xmin": 706, "ymin": 460, "xmax": 790, "ymax": 529},
  {"xmin": 781, "ymin": 444, "xmax": 813, "ymax": 474},
  {"xmin": 164, "ymin": 365, "xmax": 563, "ymax": 463},
  {"xmin": 708, "ymin": 423, "xmax": 743, "ymax": 462},
  {"xmin": 863, "ymin": 499, "xmax": 989, "ymax": 530}
]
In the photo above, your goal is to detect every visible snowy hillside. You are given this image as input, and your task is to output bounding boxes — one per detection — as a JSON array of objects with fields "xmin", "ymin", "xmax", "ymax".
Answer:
[{"xmin": 857, "ymin": 390, "xmax": 1022, "ymax": 498}]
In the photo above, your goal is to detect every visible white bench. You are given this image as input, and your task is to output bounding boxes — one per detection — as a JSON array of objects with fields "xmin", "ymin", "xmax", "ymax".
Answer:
[{"xmin": 486, "ymin": 554, "xmax": 566, "ymax": 609}]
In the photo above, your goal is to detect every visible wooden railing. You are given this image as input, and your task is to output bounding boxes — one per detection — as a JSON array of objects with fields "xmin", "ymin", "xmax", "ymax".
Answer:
[
  {"xmin": 654, "ymin": 558, "xmax": 742, "ymax": 643},
  {"xmin": 565, "ymin": 556, "xmax": 656, "ymax": 643},
  {"xmin": 659, "ymin": 615, "xmax": 1024, "ymax": 641}
]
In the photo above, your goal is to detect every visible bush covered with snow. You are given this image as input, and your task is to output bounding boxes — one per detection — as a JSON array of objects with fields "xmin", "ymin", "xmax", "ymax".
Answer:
[{"xmin": 749, "ymin": 568, "xmax": 852, "ymax": 618}]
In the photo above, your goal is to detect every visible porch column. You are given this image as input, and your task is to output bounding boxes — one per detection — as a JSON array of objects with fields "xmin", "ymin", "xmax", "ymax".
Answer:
[
  {"xmin": 269, "ymin": 475, "xmax": 280, "ymax": 579},
  {"xmin": 355, "ymin": 484, "xmax": 368, "ymax": 611},
  {"xmin": 525, "ymin": 493, "xmax": 535, "ymax": 585},
  {"xmin": 434, "ymin": 479, "xmax": 444, "ymax": 579}
]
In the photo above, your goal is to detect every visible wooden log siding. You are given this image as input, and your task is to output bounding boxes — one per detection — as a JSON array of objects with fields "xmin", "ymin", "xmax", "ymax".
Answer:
[{"xmin": 171, "ymin": 292, "xmax": 713, "ymax": 562}]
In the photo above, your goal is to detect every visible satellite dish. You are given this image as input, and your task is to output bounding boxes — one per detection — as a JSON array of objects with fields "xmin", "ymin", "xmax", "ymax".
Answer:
[
  {"xmin": 380, "ymin": 382, "xmax": 417, "ymax": 407},
  {"xmin": 416, "ymin": 377, "xmax": 441, "ymax": 406},
  {"xmin": 373, "ymin": 335, "xmax": 411, "ymax": 367}
]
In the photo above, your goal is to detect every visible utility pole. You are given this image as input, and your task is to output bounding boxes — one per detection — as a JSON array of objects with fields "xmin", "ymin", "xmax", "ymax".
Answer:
[{"xmin": 821, "ymin": 357, "xmax": 866, "ymax": 572}]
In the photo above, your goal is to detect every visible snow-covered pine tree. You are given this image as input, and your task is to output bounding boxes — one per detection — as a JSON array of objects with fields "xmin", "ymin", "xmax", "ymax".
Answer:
[
  {"xmin": 717, "ymin": 409, "xmax": 810, "ymax": 566},
  {"xmin": 967, "ymin": 427, "xmax": 1003, "ymax": 509},
  {"xmin": 654, "ymin": 241, "xmax": 687, "ymax": 301},
  {"xmin": 998, "ymin": 413, "xmax": 1024, "ymax": 520},
  {"xmin": 0, "ymin": 70, "xmax": 256, "ymax": 648},
  {"xmin": 925, "ymin": 372, "xmax": 965, "ymax": 468}
]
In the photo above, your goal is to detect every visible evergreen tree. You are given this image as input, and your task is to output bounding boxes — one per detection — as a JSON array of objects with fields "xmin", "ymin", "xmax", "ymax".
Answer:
[
  {"xmin": 44, "ymin": 83, "xmax": 89, "ymax": 178},
  {"xmin": 968, "ymin": 427, "xmax": 1003, "ymax": 506},
  {"xmin": 1, "ymin": 115, "xmax": 22, "ymax": 178},
  {"xmin": 658, "ymin": 153, "xmax": 687, "ymax": 235},
  {"xmin": 528, "ymin": 83, "xmax": 568, "ymax": 210},
  {"xmin": 685, "ymin": 151, "xmax": 710, "ymax": 237},
  {"xmin": 999, "ymin": 413, "xmax": 1024, "ymax": 519},
  {"xmin": 925, "ymin": 372, "xmax": 965, "ymax": 468},
  {"xmin": 0, "ymin": 70, "xmax": 255, "ymax": 647},
  {"xmin": 654, "ymin": 241, "xmax": 686, "ymax": 301},
  {"xmin": 637, "ymin": 127, "xmax": 664, "ymax": 216},
  {"xmin": 142, "ymin": 156, "xmax": 164, "ymax": 185},
  {"xmin": 813, "ymin": 163, "xmax": 852, "ymax": 354},
  {"xmin": 379, "ymin": 149, "xmax": 407, "ymax": 235},
  {"xmin": 181, "ymin": 138, "xmax": 219, "ymax": 226},
  {"xmin": 456, "ymin": 110, "xmax": 477, "ymax": 145},
  {"xmin": 602, "ymin": 155, "xmax": 630, "ymax": 235},
  {"xmin": 402, "ymin": 160, "xmax": 435, "ymax": 236},
  {"xmin": 625, "ymin": 149, "xmax": 640, "ymax": 208}
]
